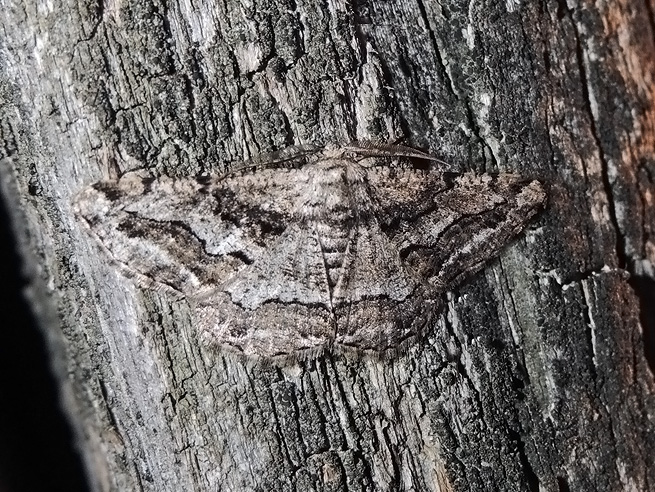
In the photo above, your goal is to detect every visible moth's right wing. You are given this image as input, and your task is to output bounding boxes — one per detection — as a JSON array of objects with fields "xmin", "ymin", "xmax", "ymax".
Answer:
[{"xmin": 365, "ymin": 168, "xmax": 546, "ymax": 294}]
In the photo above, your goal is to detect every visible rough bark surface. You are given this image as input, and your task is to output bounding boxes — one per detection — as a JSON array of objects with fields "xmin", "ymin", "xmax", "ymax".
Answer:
[{"xmin": 1, "ymin": 0, "xmax": 655, "ymax": 491}]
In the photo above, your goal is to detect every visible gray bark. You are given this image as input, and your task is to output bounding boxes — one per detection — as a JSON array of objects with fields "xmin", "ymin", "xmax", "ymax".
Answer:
[{"xmin": 1, "ymin": 0, "xmax": 654, "ymax": 491}]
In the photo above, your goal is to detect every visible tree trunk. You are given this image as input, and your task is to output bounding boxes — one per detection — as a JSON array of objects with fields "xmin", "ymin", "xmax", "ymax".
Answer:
[{"xmin": 1, "ymin": 0, "xmax": 654, "ymax": 491}]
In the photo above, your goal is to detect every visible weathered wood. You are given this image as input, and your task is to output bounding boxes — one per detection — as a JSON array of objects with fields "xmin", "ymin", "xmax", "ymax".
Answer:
[{"xmin": 1, "ymin": 0, "xmax": 654, "ymax": 490}]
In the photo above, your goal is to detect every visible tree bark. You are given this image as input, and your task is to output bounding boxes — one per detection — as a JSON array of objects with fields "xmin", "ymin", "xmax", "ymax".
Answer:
[{"xmin": 1, "ymin": 0, "xmax": 655, "ymax": 491}]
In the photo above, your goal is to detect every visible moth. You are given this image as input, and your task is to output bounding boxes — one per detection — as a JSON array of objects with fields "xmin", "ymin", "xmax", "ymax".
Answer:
[{"xmin": 74, "ymin": 143, "xmax": 546, "ymax": 358}]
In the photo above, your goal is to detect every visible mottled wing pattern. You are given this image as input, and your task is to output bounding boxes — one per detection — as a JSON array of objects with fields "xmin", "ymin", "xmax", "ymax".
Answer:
[
  {"xmin": 329, "ymin": 167, "xmax": 545, "ymax": 352},
  {"xmin": 75, "ymin": 168, "xmax": 340, "ymax": 356},
  {"xmin": 328, "ymin": 171, "xmax": 425, "ymax": 352},
  {"xmin": 74, "ymin": 168, "xmax": 312, "ymax": 295},
  {"xmin": 194, "ymin": 219, "xmax": 337, "ymax": 356},
  {"xmin": 365, "ymin": 167, "xmax": 546, "ymax": 291},
  {"xmin": 75, "ymin": 149, "xmax": 546, "ymax": 358},
  {"xmin": 330, "ymin": 219, "xmax": 432, "ymax": 351}
]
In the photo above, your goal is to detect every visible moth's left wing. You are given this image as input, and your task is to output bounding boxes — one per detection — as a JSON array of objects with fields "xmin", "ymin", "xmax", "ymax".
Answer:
[
  {"xmin": 194, "ymin": 220, "xmax": 336, "ymax": 358},
  {"xmin": 73, "ymin": 169, "xmax": 312, "ymax": 295}
]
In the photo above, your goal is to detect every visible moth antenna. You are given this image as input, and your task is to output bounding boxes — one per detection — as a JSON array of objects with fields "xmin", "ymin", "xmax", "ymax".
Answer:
[
  {"xmin": 340, "ymin": 141, "xmax": 450, "ymax": 166},
  {"xmin": 217, "ymin": 144, "xmax": 322, "ymax": 180}
]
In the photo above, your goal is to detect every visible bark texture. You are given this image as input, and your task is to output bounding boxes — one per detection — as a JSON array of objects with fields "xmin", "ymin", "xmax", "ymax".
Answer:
[{"xmin": 1, "ymin": 0, "xmax": 655, "ymax": 491}]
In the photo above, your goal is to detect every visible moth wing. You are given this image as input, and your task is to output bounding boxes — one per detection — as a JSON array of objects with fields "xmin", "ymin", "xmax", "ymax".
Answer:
[
  {"xmin": 194, "ymin": 220, "xmax": 335, "ymax": 357},
  {"xmin": 222, "ymin": 221, "xmax": 332, "ymax": 310},
  {"xmin": 331, "ymin": 216, "xmax": 429, "ymax": 352},
  {"xmin": 194, "ymin": 292, "xmax": 335, "ymax": 358},
  {"xmin": 73, "ymin": 169, "xmax": 311, "ymax": 295},
  {"xmin": 366, "ymin": 168, "xmax": 546, "ymax": 292}
]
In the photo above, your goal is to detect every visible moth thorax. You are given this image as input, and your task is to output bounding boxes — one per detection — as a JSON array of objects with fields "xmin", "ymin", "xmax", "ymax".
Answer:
[{"xmin": 303, "ymin": 176, "xmax": 356, "ymax": 220}]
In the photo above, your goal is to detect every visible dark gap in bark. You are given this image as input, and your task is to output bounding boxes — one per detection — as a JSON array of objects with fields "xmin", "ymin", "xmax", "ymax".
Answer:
[
  {"xmin": 0, "ymin": 191, "xmax": 89, "ymax": 492},
  {"xmin": 628, "ymin": 274, "xmax": 655, "ymax": 374}
]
